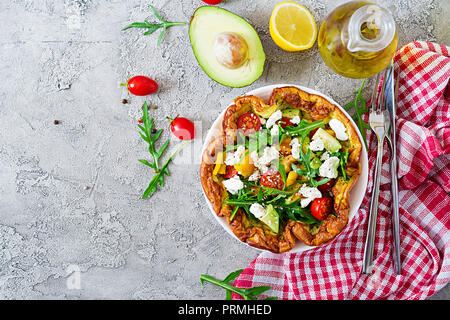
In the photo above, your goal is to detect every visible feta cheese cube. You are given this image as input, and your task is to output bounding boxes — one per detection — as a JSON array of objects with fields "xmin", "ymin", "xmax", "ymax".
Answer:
[
  {"xmin": 329, "ymin": 119, "xmax": 348, "ymax": 141},
  {"xmin": 265, "ymin": 110, "xmax": 282, "ymax": 129},
  {"xmin": 248, "ymin": 169, "xmax": 261, "ymax": 182},
  {"xmin": 249, "ymin": 203, "xmax": 266, "ymax": 219},
  {"xmin": 290, "ymin": 137, "xmax": 301, "ymax": 160},
  {"xmin": 319, "ymin": 156, "xmax": 340, "ymax": 179},
  {"xmin": 309, "ymin": 139, "xmax": 324, "ymax": 151},
  {"xmin": 320, "ymin": 151, "xmax": 331, "ymax": 161},
  {"xmin": 270, "ymin": 125, "xmax": 279, "ymax": 138},
  {"xmin": 250, "ymin": 146, "xmax": 279, "ymax": 173},
  {"xmin": 298, "ymin": 184, "xmax": 322, "ymax": 208},
  {"xmin": 222, "ymin": 175, "xmax": 244, "ymax": 195},
  {"xmin": 225, "ymin": 145, "xmax": 245, "ymax": 166},
  {"xmin": 291, "ymin": 115, "xmax": 301, "ymax": 124}
]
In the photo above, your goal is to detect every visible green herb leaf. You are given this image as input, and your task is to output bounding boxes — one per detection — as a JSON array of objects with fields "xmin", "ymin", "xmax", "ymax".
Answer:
[
  {"xmin": 141, "ymin": 141, "xmax": 188, "ymax": 199},
  {"xmin": 343, "ymin": 79, "xmax": 370, "ymax": 149},
  {"xmin": 282, "ymin": 119, "xmax": 325, "ymax": 138},
  {"xmin": 200, "ymin": 270, "xmax": 277, "ymax": 300},
  {"xmin": 138, "ymin": 102, "xmax": 188, "ymax": 199},
  {"xmin": 122, "ymin": 5, "xmax": 185, "ymax": 46}
]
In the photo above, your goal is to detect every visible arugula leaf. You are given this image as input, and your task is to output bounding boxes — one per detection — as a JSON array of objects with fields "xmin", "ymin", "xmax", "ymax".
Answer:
[
  {"xmin": 122, "ymin": 5, "xmax": 185, "ymax": 46},
  {"xmin": 138, "ymin": 102, "xmax": 187, "ymax": 199},
  {"xmin": 200, "ymin": 270, "xmax": 277, "ymax": 300},
  {"xmin": 283, "ymin": 206, "xmax": 321, "ymax": 225},
  {"xmin": 343, "ymin": 79, "xmax": 370, "ymax": 149},
  {"xmin": 142, "ymin": 140, "xmax": 187, "ymax": 199},
  {"xmin": 339, "ymin": 149, "xmax": 349, "ymax": 180},
  {"xmin": 277, "ymin": 161, "xmax": 287, "ymax": 190},
  {"xmin": 282, "ymin": 119, "xmax": 325, "ymax": 138}
]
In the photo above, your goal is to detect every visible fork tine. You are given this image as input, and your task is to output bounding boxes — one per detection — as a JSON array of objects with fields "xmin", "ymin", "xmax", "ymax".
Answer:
[
  {"xmin": 370, "ymin": 72, "xmax": 381, "ymax": 111},
  {"xmin": 377, "ymin": 68, "xmax": 389, "ymax": 112}
]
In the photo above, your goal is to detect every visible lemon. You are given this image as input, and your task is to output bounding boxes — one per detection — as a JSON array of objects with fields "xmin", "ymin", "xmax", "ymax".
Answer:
[{"xmin": 269, "ymin": 1, "xmax": 317, "ymax": 51}]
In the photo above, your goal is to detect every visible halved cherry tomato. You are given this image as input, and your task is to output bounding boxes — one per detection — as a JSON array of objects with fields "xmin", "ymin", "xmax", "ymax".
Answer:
[
  {"xmin": 310, "ymin": 197, "xmax": 333, "ymax": 220},
  {"xmin": 201, "ymin": 0, "xmax": 222, "ymax": 4},
  {"xmin": 315, "ymin": 178, "xmax": 335, "ymax": 192},
  {"xmin": 277, "ymin": 117, "xmax": 293, "ymax": 129},
  {"xmin": 122, "ymin": 76, "xmax": 158, "ymax": 96},
  {"xmin": 223, "ymin": 165, "xmax": 238, "ymax": 179},
  {"xmin": 237, "ymin": 113, "xmax": 261, "ymax": 136},
  {"xmin": 260, "ymin": 170, "xmax": 285, "ymax": 191},
  {"xmin": 169, "ymin": 117, "xmax": 196, "ymax": 141}
]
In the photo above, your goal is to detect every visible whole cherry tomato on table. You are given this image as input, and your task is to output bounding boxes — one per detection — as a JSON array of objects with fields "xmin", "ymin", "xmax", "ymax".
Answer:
[
  {"xmin": 310, "ymin": 197, "xmax": 333, "ymax": 220},
  {"xmin": 121, "ymin": 76, "xmax": 158, "ymax": 96},
  {"xmin": 237, "ymin": 112, "xmax": 261, "ymax": 136},
  {"xmin": 260, "ymin": 170, "xmax": 285, "ymax": 191},
  {"xmin": 201, "ymin": 0, "xmax": 223, "ymax": 4},
  {"xmin": 168, "ymin": 116, "xmax": 196, "ymax": 141}
]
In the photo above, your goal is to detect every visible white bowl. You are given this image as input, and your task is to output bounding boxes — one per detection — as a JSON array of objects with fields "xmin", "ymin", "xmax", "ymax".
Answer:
[{"xmin": 201, "ymin": 84, "xmax": 368, "ymax": 253}]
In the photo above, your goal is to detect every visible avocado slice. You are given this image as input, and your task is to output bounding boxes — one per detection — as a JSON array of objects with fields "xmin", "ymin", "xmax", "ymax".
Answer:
[
  {"xmin": 281, "ymin": 108, "xmax": 300, "ymax": 119},
  {"xmin": 310, "ymin": 157, "xmax": 322, "ymax": 170},
  {"xmin": 189, "ymin": 6, "xmax": 266, "ymax": 88},
  {"xmin": 312, "ymin": 128, "xmax": 342, "ymax": 153},
  {"xmin": 260, "ymin": 204, "xmax": 279, "ymax": 233}
]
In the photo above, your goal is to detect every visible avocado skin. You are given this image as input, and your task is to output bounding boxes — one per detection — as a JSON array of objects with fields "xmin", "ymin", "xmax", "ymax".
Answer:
[{"xmin": 189, "ymin": 6, "xmax": 266, "ymax": 88}]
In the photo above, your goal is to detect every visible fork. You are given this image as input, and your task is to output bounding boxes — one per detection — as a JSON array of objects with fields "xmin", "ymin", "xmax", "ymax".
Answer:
[{"xmin": 361, "ymin": 69, "xmax": 389, "ymax": 275}]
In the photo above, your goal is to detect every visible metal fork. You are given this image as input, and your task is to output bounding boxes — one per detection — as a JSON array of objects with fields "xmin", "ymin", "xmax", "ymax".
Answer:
[{"xmin": 361, "ymin": 69, "xmax": 389, "ymax": 274}]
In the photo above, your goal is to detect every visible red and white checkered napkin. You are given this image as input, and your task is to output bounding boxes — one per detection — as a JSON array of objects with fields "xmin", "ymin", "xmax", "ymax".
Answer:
[{"xmin": 233, "ymin": 41, "xmax": 450, "ymax": 300}]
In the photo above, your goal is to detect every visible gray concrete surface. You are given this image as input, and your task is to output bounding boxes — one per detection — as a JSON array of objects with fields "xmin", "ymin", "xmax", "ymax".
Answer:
[{"xmin": 0, "ymin": 0, "xmax": 449, "ymax": 300}]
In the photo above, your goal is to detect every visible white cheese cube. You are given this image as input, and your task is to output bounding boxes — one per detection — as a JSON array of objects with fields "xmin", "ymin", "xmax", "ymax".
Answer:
[{"xmin": 329, "ymin": 119, "xmax": 348, "ymax": 141}]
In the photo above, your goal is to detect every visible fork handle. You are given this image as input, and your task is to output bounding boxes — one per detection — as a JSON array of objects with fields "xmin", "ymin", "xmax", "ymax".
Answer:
[{"xmin": 362, "ymin": 136, "xmax": 384, "ymax": 274}]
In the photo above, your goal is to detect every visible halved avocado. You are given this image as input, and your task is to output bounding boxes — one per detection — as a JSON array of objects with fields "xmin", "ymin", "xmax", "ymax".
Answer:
[{"xmin": 189, "ymin": 6, "xmax": 266, "ymax": 88}]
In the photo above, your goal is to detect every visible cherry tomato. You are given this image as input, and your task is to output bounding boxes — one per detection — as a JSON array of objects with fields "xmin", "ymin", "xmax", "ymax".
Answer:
[
  {"xmin": 237, "ymin": 112, "xmax": 261, "ymax": 136},
  {"xmin": 277, "ymin": 117, "xmax": 293, "ymax": 129},
  {"xmin": 123, "ymin": 76, "xmax": 158, "ymax": 96},
  {"xmin": 201, "ymin": 0, "xmax": 222, "ymax": 4},
  {"xmin": 223, "ymin": 165, "xmax": 238, "ymax": 179},
  {"xmin": 310, "ymin": 197, "xmax": 333, "ymax": 220},
  {"xmin": 316, "ymin": 178, "xmax": 335, "ymax": 192},
  {"xmin": 169, "ymin": 117, "xmax": 196, "ymax": 141},
  {"xmin": 309, "ymin": 128, "xmax": 319, "ymax": 140},
  {"xmin": 260, "ymin": 170, "xmax": 285, "ymax": 191}
]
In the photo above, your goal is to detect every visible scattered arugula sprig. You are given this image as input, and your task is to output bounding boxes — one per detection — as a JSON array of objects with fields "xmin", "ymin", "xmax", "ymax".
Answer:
[
  {"xmin": 122, "ymin": 5, "xmax": 185, "ymax": 46},
  {"xmin": 138, "ymin": 102, "xmax": 186, "ymax": 199},
  {"xmin": 200, "ymin": 269, "xmax": 277, "ymax": 300},
  {"xmin": 343, "ymin": 79, "xmax": 370, "ymax": 149},
  {"xmin": 138, "ymin": 102, "xmax": 169, "ymax": 173}
]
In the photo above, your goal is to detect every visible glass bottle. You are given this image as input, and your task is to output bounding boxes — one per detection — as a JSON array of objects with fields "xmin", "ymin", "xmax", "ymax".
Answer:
[{"xmin": 318, "ymin": 1, "xmax": 398, "ymax": 79}]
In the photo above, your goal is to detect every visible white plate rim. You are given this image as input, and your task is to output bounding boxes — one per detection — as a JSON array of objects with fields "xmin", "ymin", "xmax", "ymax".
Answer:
[{"xmin": 201, "ymin": 84, "xmax": 369, "ymax": 254}]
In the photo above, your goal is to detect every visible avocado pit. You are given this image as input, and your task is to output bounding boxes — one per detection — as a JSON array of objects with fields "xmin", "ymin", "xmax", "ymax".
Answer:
[{"xmin": 213, "ymin": 32, "xmax": 248, "ymax": 69}]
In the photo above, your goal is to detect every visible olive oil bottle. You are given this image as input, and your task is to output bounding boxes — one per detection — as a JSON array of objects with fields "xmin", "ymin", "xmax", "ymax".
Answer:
[{"xmin": 318, "ymin": 1, "xmax": 398, "ymax": 78}]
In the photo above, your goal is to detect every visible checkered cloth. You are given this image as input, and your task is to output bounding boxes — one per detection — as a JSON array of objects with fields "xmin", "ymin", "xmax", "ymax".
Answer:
[{"xmin": 233, "ymin": 41, "xmax": 450, "ymax": 300}]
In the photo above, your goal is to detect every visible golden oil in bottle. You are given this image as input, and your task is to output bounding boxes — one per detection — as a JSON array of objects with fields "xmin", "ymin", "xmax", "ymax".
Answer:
[{"xmin": 318, "ymin": 1, "xmax": 398, "ymax": 79}]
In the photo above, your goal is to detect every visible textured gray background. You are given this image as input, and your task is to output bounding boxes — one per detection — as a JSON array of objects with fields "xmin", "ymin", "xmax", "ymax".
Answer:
[{"xmin": 0, "ymin": 0, "xmax": 449, "ymax": 300}]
